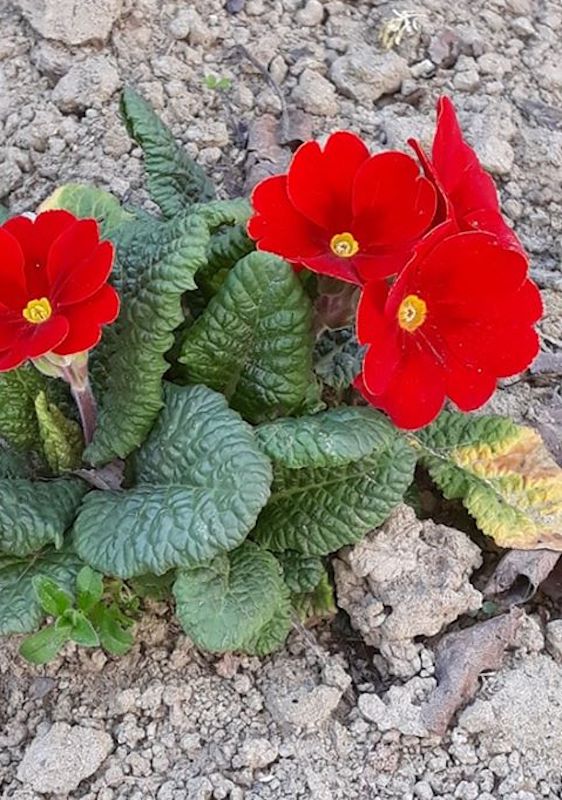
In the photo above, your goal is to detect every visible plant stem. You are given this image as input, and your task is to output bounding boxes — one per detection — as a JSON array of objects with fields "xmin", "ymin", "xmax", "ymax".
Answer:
[{"xmin": 70, "ymin": 379, "xmax": 98, "ymax": 446}]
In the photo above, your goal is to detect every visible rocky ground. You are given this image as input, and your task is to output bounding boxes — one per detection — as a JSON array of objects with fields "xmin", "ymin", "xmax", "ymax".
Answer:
[{"xmin": 2, "ymin": 0, "xmax": 562, "ymax": 797}]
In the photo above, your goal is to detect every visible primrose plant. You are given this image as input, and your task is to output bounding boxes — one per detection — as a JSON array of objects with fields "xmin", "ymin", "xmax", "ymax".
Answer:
[{"xmin": 0, "ymin": 89, "xmax": 561, "ymax": 663}]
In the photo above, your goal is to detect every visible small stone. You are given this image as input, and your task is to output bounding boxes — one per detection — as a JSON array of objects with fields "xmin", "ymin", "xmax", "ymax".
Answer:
[
  {"xmin": 414, "ymin": 781, "xmax": 434, "ymax": 800},
  {"xmin": 169, "ymin": 10, "xmax": 191, "ymax": 40},
  {"xmin": 292, "ymin": 69, "xmax": 338, "ymax": 116},
  {"xmin": 506, "ymin": 0, "xmax": 532, "ymax": 13},
  {"xmin": 454, "ymin": 781, "xmax": 479, "ymax": 800},
  {"xmin": 511, "ymin": 16, "xmax": 535, "ymax": 36},
  {"xmin": 513, "ymin": 613, "xmax": 544, "ymax": 653},
  {"xmin": 235, "ymin": 738, "xmax": 279, "ymax": 770},
  {"xmin": 477, "ymin": 53, "xmax": 512, "ymax": 79},
  {"xmin": 458, "ymin": 699, "xmax": 496, "ymax": 734},
  {"xmin": 545, "ymin": 619, "xmax": 562, "ymax": 662},
  {"xmin": 296, "ymin": 0, "xmax": 324, "ymax": 26},
  {"xmin": 428, "ymin": 28, "xmax": 461, "ymax": 68},
  {"xmin": 410, "ymin": 59, "xmax": 435, "ymax": 79},
  {"xmin": 357, "ymin": 677, "xmax": 434, "ymax": 737},
  {"xmin": 13, "ymin": 0, "xmax": 123, "ymax": 45},
  {"xmin": 477, "ymin": 135, "xmax": 514, "ymax": 176},
  {"xmin": 453, "ymin": 69, "xmax": 480, "ymax": 92},
  {"xmin": 52, "ymin": 56, "xmax": 121, "ymax": 113},
  {"xmin": 17, "ymin": 723, "xmax": 113, "ymax": 794},
  {"xmin": 330, "ymin": 47, "xmax": 409, "ymax": 103},
  {"xmin": 0, "ymin": 156, "xmax": 22, "ymax": 199},
  {"xmin": 265, "ymin": 683, "xmax": 343, "ymax": 728}
]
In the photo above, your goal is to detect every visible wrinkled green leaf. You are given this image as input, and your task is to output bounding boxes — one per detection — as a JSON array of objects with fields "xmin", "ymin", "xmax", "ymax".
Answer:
[
  {"xmin": 197, "ymin": 223, "xmax": 254, "ymax": 298},
  {"xmin": 85, "ymin": 211, "xmax": 212, "ymax": 465},
  {"xmin": 35, "ymin": 392, "xmax": 83, "ymax": 473},
  {"xmin": 314, "ymin": 326, "xmax": 365, "ymax": 389},
  {"xmin": 40, "ymin": 184, "xmax": 133, "ymax": 237},
  {"xmin": 173, "ymin": 541, "xmax": 287, "ymax": 653},
  {"xmin": 254, "ymin": 410, "xmax": 416, "ymax": 555},
  {"xmin": 121, "ymin": 87, "xmax": 215, "ymax": 216},
  {"xmin": 179, "ymin": 252, "xmax": 314, "ymax": 422},
  {"xmin": 0, "ymin": 545, "xmax": 84, "ymax": 635},
  {"xmin": 32, "ymin": 575, "xmax": 73, "ymax": 617},
  {"xmin": 277, "ymin": 551, "xmax": 324, "ymax": 594},
  {"xmin": 292, "ymin": 571, "xmax": 336, "ymax": 622},
  {"xmin": 129, "ymin": 571, "xmax": 175, "ymax": 600},
  {"xmin": 19, "ymin": 624, "xmax": 69, "ymax": 664},
  {"xmin": 74, "ymin": 384, "xmax": 272, "ymax": 577},
  {"xmin": 255, "ymin": 406, "xmax": 390, "ymax": 469},
  {"xmin": 0, "ymin": 365, "xmax": 62, "ymax": 453},
  {"xmin": 243, "ymin": 590, "xmax": 292, "ymax": 656},
  {"xmin": 0, "ymin": 477, "xmax": 87, "ymax": 557},
  {"xmin": 0, "ymin": 444, "xmax": 33, "ymax": 479},
  {"xmin": 76, "ymin": 566, "xmax": 104, "ymax": 612}
]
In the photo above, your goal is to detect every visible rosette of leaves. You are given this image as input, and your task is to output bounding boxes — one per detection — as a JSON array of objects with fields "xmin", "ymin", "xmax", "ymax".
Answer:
[{"xmin": 3, "ymin": 87, "xmax": 562, "ymax": 664}]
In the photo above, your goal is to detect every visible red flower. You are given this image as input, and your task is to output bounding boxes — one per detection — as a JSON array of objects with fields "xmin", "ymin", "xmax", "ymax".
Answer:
[
  {"xmin": 409, "ymin": 96, "xmax": 523, "ymax": 253},
  {"xmin": 247, "ymin": 131, "xmax": 437, "ymax": 284},
  {"xmin": 355, "ymin": 228, "xmax": 542, "ymax": 429},
  {"xmin": 0, "ymin": 210, "xmax": 119, "ymax": 372}
]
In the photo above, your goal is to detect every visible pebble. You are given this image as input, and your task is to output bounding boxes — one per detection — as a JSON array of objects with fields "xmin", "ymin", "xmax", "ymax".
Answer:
[
  {"xmin": 296, "ymin": 0, "xmax": 324, "ymax": 26},
  {"xmin": 454, "ymin": 69, "xmax": 480, "ymax": 92},
  {"xmin": 330, "ymin": 47, "xmax": 409, "ymax": 103},
  {"xmin": 292, "ymin": 68, "xmax": 339, "ymax": 116},
  {"xmin": 17, "ymin": 723, "xmax": 113, "ymax": 794},
  {"xmin": 52, "ymin": 56, "xmax": 121, "ymax": 113},
  {"xmin": 545, "ymin": 619, "xmax": 562, "ymax": 662},
  {"xmin": 13, "ymin": 0, "xmax": 123, "ymax": 45}
]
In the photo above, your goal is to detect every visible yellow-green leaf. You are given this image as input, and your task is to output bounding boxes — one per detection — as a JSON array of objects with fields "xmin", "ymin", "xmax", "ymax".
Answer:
[
  {"xmin": 35, "ymin": 392, "xmax": 83, "ymax": 473},
  {"xmin": 415, "ymin": 412, "xmax": 562, "ymax": 550}
]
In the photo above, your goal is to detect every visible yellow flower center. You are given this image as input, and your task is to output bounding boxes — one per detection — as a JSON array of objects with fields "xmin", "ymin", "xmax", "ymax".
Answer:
[
  {"xmin": 398, "ymin": 294, "xmax": 427, "ymax": 333},
  {"xmin": 330, "ymin": 232, "xmax": 359, "ymax": 258},
  {"xmin": 22, "ymin": 297, "xmax": 53, "ymax": 324}
]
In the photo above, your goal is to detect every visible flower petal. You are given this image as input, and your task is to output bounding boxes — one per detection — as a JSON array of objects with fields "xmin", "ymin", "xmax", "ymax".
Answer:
[
  {"xmin": 361, "ymin": 335, "xmax": 401, "ymax": 396},
  {"xmin": 358, "ymin": 344, "xmax": 446, "ymax": 429},
  {"xmin": 52, "ymin": 284, "xmax": 120, "ymax": 357},
  {"xmin": 287, "ymin": 132, "xmax": 370, "ymax": 230},
  {"xmin": 352, "ymin": 151, "xmax": 436, "ymax": 248},
  {"xmin": 248, "ymin": 175, "xmax": 325, "ymax": 260},
  {"xmin": 414, "ymin": 232, "xmax": 528, "ymax": 317},
  {"xmin": 52, "ymin": 240, "xmax": 115, "ymax": 306},
  {"xmin": 462, "ymin": 208, "xmax": 525, "ymax": 255},
  {"xmin": 441, "ymin": 320, "xmax": 540, "ymax": 378},
  {"xmin": 0, "ymin": 316, "xmax": 69, "ymax": 372},
  {"xmin": 356, "ymin": 280, "xmax": 390, "ymax": 344},
  {"xmin": 431, "ymin": 96, "xmax": 500, "ymax": 218},
  {"xmin": 46, "ymin": 218, "xmax": 103, "ymax": 302},
  {"xmin": 443, "ymin": 359, "xmax": 497, "ymax": 412},
  {"xmin": 0, "ymin": 227, "xmax": 27, "ymax": 310}
]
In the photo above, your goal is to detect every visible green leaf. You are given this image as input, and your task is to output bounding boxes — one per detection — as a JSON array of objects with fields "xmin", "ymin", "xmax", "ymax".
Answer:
[
  {"xmin": 276, "ymin": 551, "xmax": 324, "ymax": 594},
  {"xmin": 129, "ymin": 571, "xmax": 175, "ymax": 600},
  {"xmin": 253, "ymin": 409, "xmax": 416, "ymax": 555},
  {"xmin": 0, "ymin": 444, "xmax": 33, "ymax": 479},
  {"xmin": 0, "ymin": 477, "xmax": 87, "ymax": 557},
  {"xmin": 292, "ymin": 571, "xmax": 335, "ymax": 622},
  {"xmin": 32, "ymin": 575, "xmax": 73, "ymax": 616},
  {"xmin": 19, "ymin": 624, "xmax": 69, "ymax": 664},
  {"xmin": 255, "ymin": 406, "xmax": 391, "ymax": 469},
  {"xmin": 243, "ymin": 590, "xmax": 292, "ymax": 656},
  {"xmin": 197, "ymin": 224, "xmax": 254, "ymax": 298},
  {"xmin": 74, "ymin": 384, "xmax": 272, "ymax": 577},
  {"xmin": 178, "ymin": 252, "xmax": 314, "ymax": 422},
  {"xmin": 173, "ymin": 541, "xmax": 287, "ymax": 653},
  {"xmin": 85, "ymin": 210, "xmax": 212, "ymax": 465},
  {"xmin": 0, "ymin": 204, "xmax": 9, "ymax": 224},
  {"xmin": 0, "ymin": 365, "xmax": 62, "ymax": 453},
  {"xmin": 414, "ymin": 411, "xmax": 562, "ymax": 549},
  {"xmin": 39, "ymin": 184, "xmax": 133, "ymax": 237},
  {"xmin": 76, "ymin": 566, "xmax": 104, "ymax": 612},
  {"xmin": 90, "ymin": 605, "xmax": 135, "ymax": 656},
  {"xmin": 35, "ymin": 392, "xmax": 83, "ymax": 473},
  {"xmin": 67, "ymin": 610, "xmax": 100, "ymax": 647},
  {"xmin": 0, "ymin": 545, "xmax": 84, "ymax": 635},
  {"xmin": 314, "ymin": 327, "xmax": 365, "ymax": 389},
  {"xmin": 120, "ymin": 87, "xmax": 215, "ymax": 216}
]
